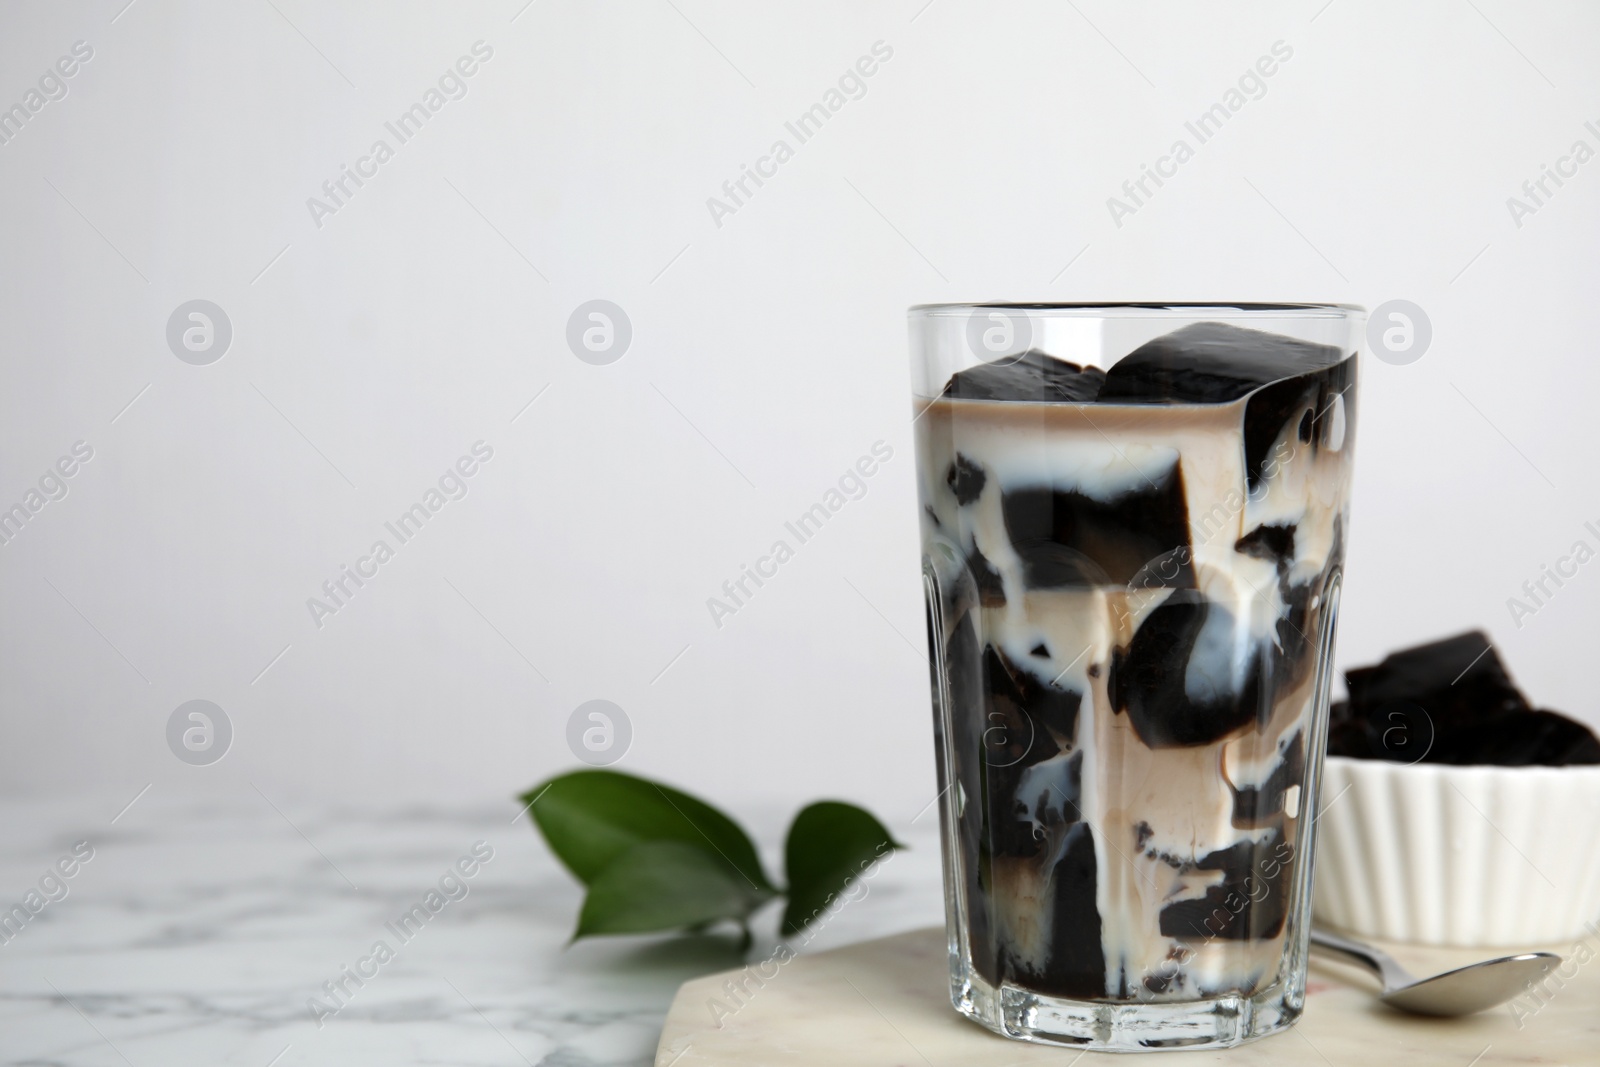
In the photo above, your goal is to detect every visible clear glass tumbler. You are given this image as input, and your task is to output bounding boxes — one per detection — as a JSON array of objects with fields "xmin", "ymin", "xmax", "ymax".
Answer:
[{"xmin": 911, "ymin": 304, "xmax": 1362, "ymax": 1051}]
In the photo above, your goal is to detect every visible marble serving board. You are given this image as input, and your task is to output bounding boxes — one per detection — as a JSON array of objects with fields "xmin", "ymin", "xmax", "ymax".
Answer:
[{"xmin": 656, "ymin": 926, "xmax": 1599, "ymax": 1065}]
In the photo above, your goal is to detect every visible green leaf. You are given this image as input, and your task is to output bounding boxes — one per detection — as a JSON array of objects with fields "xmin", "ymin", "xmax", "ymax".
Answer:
[
  {"xmin": 781, "ymin": 801, "xmax": 905, "ymax": 938},
  {"xmin": 574, "ymin": 841, "xmax": 772, "ymax": 940},
  {"xmin": 520, "ymin": 769, "xmax": 776, "ymax": 892}
]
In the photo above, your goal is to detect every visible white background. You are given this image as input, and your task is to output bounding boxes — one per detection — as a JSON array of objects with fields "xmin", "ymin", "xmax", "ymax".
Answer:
[{"xmin": 2, "ymin": 0, "xmax": 1596, "ymax": 818}]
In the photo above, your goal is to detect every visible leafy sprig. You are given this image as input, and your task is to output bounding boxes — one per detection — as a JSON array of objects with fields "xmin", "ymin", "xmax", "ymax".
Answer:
[{"xmin": 520, "ymin": 769, "xmax": 903, "ymax": 948}]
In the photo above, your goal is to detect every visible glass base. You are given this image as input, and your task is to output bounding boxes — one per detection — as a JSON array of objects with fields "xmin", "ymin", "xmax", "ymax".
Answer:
[{"xmin": 951, "ymin": 969, "xmax": 1303, "ymax": 1052}]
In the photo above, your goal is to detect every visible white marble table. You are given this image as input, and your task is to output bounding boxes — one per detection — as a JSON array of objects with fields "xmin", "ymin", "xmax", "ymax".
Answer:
[{"xmin": 0, "ymin": 794, "xmax": 947, "ymax": 1066}]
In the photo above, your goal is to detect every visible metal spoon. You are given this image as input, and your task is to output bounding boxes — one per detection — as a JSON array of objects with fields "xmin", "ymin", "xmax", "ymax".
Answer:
[{"xmin": 1309, "ymin": 926, "xmax": 1560, "ymax": 1016}]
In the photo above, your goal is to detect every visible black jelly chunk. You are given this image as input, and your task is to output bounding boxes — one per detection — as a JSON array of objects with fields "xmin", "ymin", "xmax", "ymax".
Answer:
[
  {"xmin": 944, "ymin": 350, "xmax": 1106, "ymax": 403},
  {"xmin": 965, "ymin": 546, "xmax": 1006, "ymax": 606},
  {"xmin": 1234, "ymin": 523, "xmax": 1296, "ymax": 570},
  {"xmin": 977, "ymin": 646, "xmax": 1083, "ymax": 857},
  {"xmin": 1098, "ymin": 322, "xmax": 1346, "ymax": 405},
  {"xmin": 1001, "ymin": 464, "xmax": 1193, "ymax": 589},
  {"xmin": 1326, "ymin": 630, "xmax": 1600, "ymax": 766},
  {"xmin": 1346, "ymin": 631, "xmax": 1525, "ymax": 722},
  {"xmin": 1231, "ymin": 732, "xmax": 1305, "ymax": 828},
  {"xmin": 946, "ymin": 453, "xmax": 987, "ymax": 505},
  {"xmin": 997, "ymin": 823, "xmax": 1107, "ymax": 999},
  {"xmin": 1242, "ymin": 353, "xmax": 1354, "ymax": 493},
  {"xmin": 1272, "ymin": 582, "xmax": 1319, "ymax": 693},
  {"xmin": 1043, "ymin": 824, "xmax": 1107, "ymax": 996},
  {"xmin": 1159, "ymin": 828, "xmax": 1292, "ymax": 942},
  {"xmin": 1465, "ymin": 710, "xmax": 1600, "ymax": 766},
  {"xmin": 1110, "ymin": 593, "xmax": 1265, "ymax": 748}
]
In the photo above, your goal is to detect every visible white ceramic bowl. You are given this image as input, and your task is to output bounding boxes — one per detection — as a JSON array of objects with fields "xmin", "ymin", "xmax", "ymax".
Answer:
[{"xmin": 1312, "ymin": 755, "xmax": 1600, "ymax": 947}]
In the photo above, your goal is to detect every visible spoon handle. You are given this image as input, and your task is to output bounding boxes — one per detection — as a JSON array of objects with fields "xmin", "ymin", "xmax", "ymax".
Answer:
[{"xmin": 1309, "ymin": 927, "xmax": 1415, "ymax": 991}]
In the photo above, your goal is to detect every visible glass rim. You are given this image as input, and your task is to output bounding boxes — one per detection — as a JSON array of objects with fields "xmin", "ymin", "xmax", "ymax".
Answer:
[{"xmin": 908, "ymin": 301, "xmax": 1365, "ymax": 318}]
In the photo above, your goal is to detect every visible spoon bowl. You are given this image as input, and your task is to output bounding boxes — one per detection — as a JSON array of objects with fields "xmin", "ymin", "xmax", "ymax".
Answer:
[{"xmin": 1310, "ymin": 926, "xmax": 1559, "ymax": 1017}]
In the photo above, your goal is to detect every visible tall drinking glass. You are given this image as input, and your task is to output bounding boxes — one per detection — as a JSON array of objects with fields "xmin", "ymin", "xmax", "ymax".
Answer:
[{"xmin": 912, "ymin": 304, "xmax": 1362, "ymax": 1050}]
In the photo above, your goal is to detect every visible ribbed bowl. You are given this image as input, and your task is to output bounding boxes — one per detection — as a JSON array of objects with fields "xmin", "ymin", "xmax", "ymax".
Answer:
[{"xmin": 1312, "ymin": 756, "xmax": 1600, "ymax": 946}]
